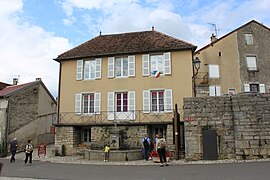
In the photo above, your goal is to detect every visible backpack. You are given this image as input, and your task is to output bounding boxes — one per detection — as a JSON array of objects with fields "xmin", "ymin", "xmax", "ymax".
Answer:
[{"xmin": 143, "ymin": 138, "xmax": 150, "ymax": 148}]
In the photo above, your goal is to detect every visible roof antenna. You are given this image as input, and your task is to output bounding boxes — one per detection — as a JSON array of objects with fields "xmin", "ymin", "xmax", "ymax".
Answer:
[
  {"xmin": 100, "ymin": 31, "xmax": 102, "ymax": 36},
  {"xmin": 208, "ymin": 23, "xmax": 219, "ymax": 37}
]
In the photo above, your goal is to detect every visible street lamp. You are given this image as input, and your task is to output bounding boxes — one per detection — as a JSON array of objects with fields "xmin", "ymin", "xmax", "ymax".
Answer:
[
  {"xmin": 193, "ymin": 57, "xmax": 201, "ymax": 76},
  {"xmin": 193, "ymin": 57, "xmax": 201, "ymax": 97}
]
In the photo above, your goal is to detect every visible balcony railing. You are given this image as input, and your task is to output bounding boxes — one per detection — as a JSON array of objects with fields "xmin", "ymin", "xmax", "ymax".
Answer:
[
  {"xmin": 194, "ymin": 72, "xmax": 209, "ymax": 85},
  {"xmin": 52, "ymin": 109, "xmax": 183, "ymax": 126}
]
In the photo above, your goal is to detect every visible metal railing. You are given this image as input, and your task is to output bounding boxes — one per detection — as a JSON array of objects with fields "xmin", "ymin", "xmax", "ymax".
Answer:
[{"xmin": 53, "ymin": 109, "xmax": 184, "ymax": 126}]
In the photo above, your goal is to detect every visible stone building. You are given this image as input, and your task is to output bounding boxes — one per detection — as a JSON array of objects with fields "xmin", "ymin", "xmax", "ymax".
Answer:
[
  {"xmin": 54, "ymin": 28, "xmax": 196, "ymax": 155},
  {"xmin": 194, "ymin": 20, "xmax": 270, "ymax": 97},
  {"xmin": 184, "ymin": 93, "xmax": 270, "ymax": 160},
  {"xmin": 0, "ymin": 79, "xmax": 57, "ymax": 156}
]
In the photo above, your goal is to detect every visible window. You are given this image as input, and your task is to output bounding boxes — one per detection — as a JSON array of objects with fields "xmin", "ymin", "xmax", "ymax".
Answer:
[
  {"xmin": 115, "ymin": 57, "xmax": 128, "ymax": 77},
  {"xmin": 81, "ymin": 128, "xmax": 91, "ymax": 142},
  {"xmin": 142, "ymin": 52, "xmax": 171, "ymax": 76},
  {"xmin": 75, "ymin": 93, "xmax": 101, "ymax": 114},
  {"xmin": 150, "ymin": 55, "xmax": 164, "ymax": 75},
  {"xmin": 143, "ymin": 89, "xmax": 172, "ymax": 113},
  {"xmin": 84, "ymin": 60, "xmax": 95, "ymax": 79},
  {"xmin": 244, "ymin": 34, "xmax": 253, "ymax": 45},
  {"xmin": 244, "ymin": 83, "xmax": 265, "ymax": 93},
  {"xmin": 83, "ymin": 93, "xmax": 95, "ymax": 113},
  {"xmin": 246, "ymin": 56, "xmax": 257, "ymax": 71},
  {"xmin": 108, "ymin": 56, "xmax": 135, "ymax": 78},
  {"xmin": 228, "ymin": 88, "xmax": 236, "ymax": 95},
  {"xmin": 151, "ymin": 90, "xmax": 164, "ymax": 112},
  {"xmin": 116, "ymin": 92, "xmax": 128, "ymax": 112},
  {"xmin": 209, "ymin": 65, "xmax": 219, "ymax": 78},
  {"xmin": 76, "ymin": 58, "xmax": 102, "ymax": 80},
  {"xmin": 209, "ymin": 86, "xmax": 221, "ymax": 96},
  {"xmin": 107, "ymin": 91, "xmax": 135, "ymax": 120}
]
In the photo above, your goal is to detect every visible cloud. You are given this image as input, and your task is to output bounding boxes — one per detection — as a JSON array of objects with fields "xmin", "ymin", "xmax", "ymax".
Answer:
[
  {"xmin": 0, "ymin": 1, "xmax": 71, "ymax": 97},
  {"xmin": 60, "ymin": 0, "xmax": 192, "ymax": 44}
]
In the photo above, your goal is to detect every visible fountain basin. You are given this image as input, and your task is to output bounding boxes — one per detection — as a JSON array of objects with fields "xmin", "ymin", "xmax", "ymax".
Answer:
[{"xmin": 84, "ymin": 149, "xmax": 143, "ymax": 161}]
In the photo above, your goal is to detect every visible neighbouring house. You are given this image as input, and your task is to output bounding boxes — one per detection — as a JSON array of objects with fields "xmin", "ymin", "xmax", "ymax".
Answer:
[
  {"xmin": 0, "ymin": 82, "xmax": 11, "ymax": 91},
  {"xmin": 0, "ymin": 79, "xmax": 57, "ymax": 156},
  {"xmin": 54, "ymin": 28, "xmax": 197, "ymax": 156},
  {"xmin": 194, "ymin": 20, "xmax": 270, "ymax": 97}
]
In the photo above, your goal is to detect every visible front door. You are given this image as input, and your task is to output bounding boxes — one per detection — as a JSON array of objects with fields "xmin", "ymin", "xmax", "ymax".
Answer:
[{"xmin": 202, "ymin": 129, "xmax": 218, "ymax": 160}]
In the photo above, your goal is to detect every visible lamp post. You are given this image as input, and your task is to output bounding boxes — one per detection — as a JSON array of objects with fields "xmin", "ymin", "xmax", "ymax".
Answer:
[{"xmin": 193, "ymin": 57, "xmax": 201, "ymax": 97}]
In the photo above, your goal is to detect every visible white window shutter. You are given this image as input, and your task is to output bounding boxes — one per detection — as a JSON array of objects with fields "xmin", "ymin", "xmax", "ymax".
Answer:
[
  {"xmin": 143, "ymin": 90, "xmax": 150, "ymax": 113},
  {"xmin": 142, "ymin": 54, "xmax": 150, "ymax": 76},
  {"xmin": 259, "ymin": 84, "xmax": 266, "ymax": 93},
  {"xmin": 95, "ymin": 58, "xmax": 102, "ymax": 79},
  {"xmin": 216, "ymin": 86, "xmax": 221, "ymax": 96},
  {"xmin": 75, "ymin": 93, "xmax": 82, "ymax": 114},
  {"xmin": 107, "ymin": 92, "xmax": 114, "ymax": 120},
  {"xmin": 128, "ymin": 55, "xmax": 135, "ymax": 77},
  {"xmin": 163, "ymin": 52, "xmax": 171, "ymax": 75},
  {"xmin": 244, "ymin": 84, "xmax": 250, "ymax": 92},
  {"xmin": 128, "ymin": 91, "xmax": 135, "ymax": 120},
  {"xmin": 76, "ymin": 60, "xmax": 83, "ymax": 80},
  {"xmin": 164, "ymin": 89, "xmax": 173, "ymax": 112},
  {"xmin": 108, "ymin": 57, "xmax": 114, "ymax": 78},
  {"xmin": 209, "ymin": 86, "xmax": 215, "ymax": 96},
  {"xmin": 94, "ymin": 93, "xmax": 101, "ymax": 114}
]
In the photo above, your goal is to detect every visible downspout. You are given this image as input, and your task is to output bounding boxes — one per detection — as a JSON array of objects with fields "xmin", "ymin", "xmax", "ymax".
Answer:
[{"xmin": 57, "ymin": 62, "xmax": 62, "ymax": 124}]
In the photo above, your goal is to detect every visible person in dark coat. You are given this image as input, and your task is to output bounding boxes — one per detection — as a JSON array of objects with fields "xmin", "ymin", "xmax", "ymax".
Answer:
[{"xmin": 9, "ymin": 138, "xmax": 18, "ymax": 163}]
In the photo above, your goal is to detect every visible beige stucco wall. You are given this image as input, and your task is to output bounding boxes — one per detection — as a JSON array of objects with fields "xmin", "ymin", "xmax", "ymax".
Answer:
[
  {"xmin": 196, "ymin": 32, "xmax": 242, "ymax": 95},
  {"xmin": 59, "ymin": 50, "xmax": 193, "ymax": 114}
]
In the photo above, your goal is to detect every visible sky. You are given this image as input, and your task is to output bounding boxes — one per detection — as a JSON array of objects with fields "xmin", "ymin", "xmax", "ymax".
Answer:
[{"xmin": 0, "ymin": 0, "xmax": 270, "ymax": 97}]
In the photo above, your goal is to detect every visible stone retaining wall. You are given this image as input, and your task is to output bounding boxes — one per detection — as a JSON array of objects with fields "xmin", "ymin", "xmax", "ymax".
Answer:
[{"xmin": 184, "ymin": 93, "xmax": 270, "ymax": 160}]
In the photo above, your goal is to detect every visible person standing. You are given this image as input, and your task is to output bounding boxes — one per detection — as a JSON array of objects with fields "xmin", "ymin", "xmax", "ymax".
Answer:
[
  {"xmin": 142, "ymin": 134, "xmax": 151, "ymax": 161},
  {"xmin": 24, "ymin": 140, "xmax": 33, "ymax": 165},
  {"xmin": 103, "ymin": 144, "xmax": 110, "ymax": 162},
  {"xmin": 9, "ymin": 138, "xmax": 18, "ymax": 163},
  {"xmin": 156, "ymin": 134, "xmax": 168, "ymax": 167}
]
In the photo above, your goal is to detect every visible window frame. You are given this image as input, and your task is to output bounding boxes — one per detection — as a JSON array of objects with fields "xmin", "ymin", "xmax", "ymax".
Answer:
[
  {"xmin": 151, "ymin": 90, "xmax": 165, "ymax": 112},
  {"xmin": 82, "ymin": 93, "xmax": 95, "ymax": 114},
  {"xmin": 115, "ymin": 57, "xmax": 128, "ymax": 78},
  {"xmin": 209, "ymin": 65, "xmax": 220, "ymax": 78},
  {"xmin": 81, "ymin": 128, "xmax": 91, "ymax": 142},
  {"xmin": 246, "ymin": 56, "xmax": 257, "ymax": 71},
  {"xmin": 84, "ymin": 60, "xmax": 96, "ymax": 80},
  {"xmin": 244, "ymin": 33, "xmax": 253, "ymax": 45},
  {"xmin": 150, "ymin": 54, "xmax": 164, "ymax": 76}
]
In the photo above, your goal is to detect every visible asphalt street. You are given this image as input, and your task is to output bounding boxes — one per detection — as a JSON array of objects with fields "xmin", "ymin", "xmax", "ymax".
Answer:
[{"xmin": 1, "ymin": 158, "xmax": 270, "ymax": 180}]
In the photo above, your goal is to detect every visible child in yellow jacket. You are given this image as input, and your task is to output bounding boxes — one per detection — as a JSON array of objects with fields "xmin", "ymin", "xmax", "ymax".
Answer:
[{"xmin": 103, "ymin": 145, "xmax": 110, "ymax": 162}]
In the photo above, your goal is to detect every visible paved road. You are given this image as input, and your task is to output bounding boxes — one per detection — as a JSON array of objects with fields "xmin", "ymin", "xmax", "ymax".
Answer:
[{"xmin": 1, "ymin": 158, "xmax": 270, "ymax": 180}]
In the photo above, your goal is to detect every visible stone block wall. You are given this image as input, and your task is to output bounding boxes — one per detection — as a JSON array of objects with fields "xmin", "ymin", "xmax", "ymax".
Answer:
[
  {"xmin": 91, "ymin": 125, "xmax": 146, "ymax": 149},
  {"xmin": 184, "ymin": 93, "xmax": 270, "ymax": 160},
  {"xmin": 55, "ymin": 126, "xmax": 80, "ymax": 155}
]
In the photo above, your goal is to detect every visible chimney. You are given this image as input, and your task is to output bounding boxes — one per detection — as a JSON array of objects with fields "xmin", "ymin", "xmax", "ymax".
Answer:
[
  {"xmin": 13, "ymin": 78, "xmax": 18, "ymax": 85},
  {"xmin": 36, "ymin": 78, "xmax": 41, "ymax": 81},
  {"xmin": 210, "ymin": 33, "xmax": 218, "ymax": 43}
]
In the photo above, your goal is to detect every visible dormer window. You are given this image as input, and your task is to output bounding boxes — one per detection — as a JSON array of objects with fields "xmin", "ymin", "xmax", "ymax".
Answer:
[{"xmin": 244, "ymin": 34, "xmax": 253, "ymax": 45}]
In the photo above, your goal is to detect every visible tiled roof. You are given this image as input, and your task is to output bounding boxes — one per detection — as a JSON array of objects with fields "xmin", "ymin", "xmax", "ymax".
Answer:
[
  {"xmin": 55, "ymin": 30, "xmax": 196, "ymax": 61},
  {"xmin": 0, "ymin": 82, "xmax": 34, "ymax": 97},
  {"xmin": 0, "ymin": 82, "xmax": 11, "ymax": 90}
]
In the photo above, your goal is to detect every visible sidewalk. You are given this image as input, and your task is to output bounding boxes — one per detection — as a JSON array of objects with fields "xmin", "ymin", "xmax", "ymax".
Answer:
[{"xmin": 6, "ymin": 144, "xmax": 270, "ymax": 166}]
